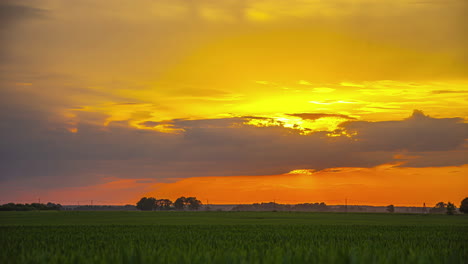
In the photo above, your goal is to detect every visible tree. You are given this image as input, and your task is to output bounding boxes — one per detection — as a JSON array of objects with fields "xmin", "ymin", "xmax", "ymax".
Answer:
[
  {"xmin": 446, "ymin": 202, "xmax": 456, "ymax": 215},
  {"xmin": 155, "ymin": 199, "xmax": 173, "ymax": 210},
  {"xmin": 429, "ymin": 202, "xmax": 446, "ymax": 214},
  {"xmin": 460, "ymin": 197, "xmax": 468, "ymax": 214},
  {"xmin": 292, "ymin": 202, "xmax": 328, "ymax": 212},
  {"xmin": 0, "ymin": 202, "xmax": 62, "ymax": 211},
  {"xmin": 174, "ymin": 197, "xmax": 187, "ymax": 210},
  {"xmin": 46, "ymin": 202, "xmax": 62, "ymax": 210},
  {"xmin": 136, "ymin": 197, "xmax": 157, "ymax": 211},
  {"xmin": 186, "ymin": 197, "xmax": 202, "ymax": 210},
  {"xmin": 386, "ymin": 204, "xmax": 395, "ymax": 213}
]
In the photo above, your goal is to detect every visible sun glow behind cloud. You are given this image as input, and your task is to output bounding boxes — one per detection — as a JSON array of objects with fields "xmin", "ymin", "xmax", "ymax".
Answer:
[
  {"xmin": 244, "ymin": 115, "xmax": 355, "ymax": 134},
  {"xmin": 58, "ymin": 78, "xmax": 467, "ymax": 136}
]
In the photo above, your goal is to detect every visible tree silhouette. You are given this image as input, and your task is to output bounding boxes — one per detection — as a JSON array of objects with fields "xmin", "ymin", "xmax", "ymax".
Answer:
[
  {"xmin": 136, "ymin": 197, "xmax": 157, "ymax": 211},
  {"xmin": 429, "ymin": 202, "xmax": 446, "ymax": 214},
  {"xmin": 0, "ymin": 202, "xmax": 62, "ymax": 211},
  {"xmin": 386, "ymin": 204, "xmax": 395, "ymax": 213},
  {"xmin": 186, "ymin": 197, "xmax": 202, "ymax": 210},
  {"xmin": 460, "ymin": 197, "xmax": 468, "ymax": 214},
  {"xmin": 136, "ymin": 196, "xmax": 201, "ymax": 210},
  {"xmin": 292, "ymin": 203, "xmax": 328, "ymax": 212},
  {"xmin": 173, "ymin": 196, "xmax": 202, "ymax": 210},
  {"xmin": 174, "ymin": 197, "xmax": 187, "ymax": 210},
  {"xmin": 156, "ymin": 199, "xmax": 173, "ymax": 210},
  {"xmin": 446, "ymin": 202, "xmax": 456, "ymax": 215}
]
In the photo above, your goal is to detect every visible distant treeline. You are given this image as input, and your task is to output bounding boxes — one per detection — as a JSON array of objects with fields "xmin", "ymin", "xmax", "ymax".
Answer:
[
  {"xmin": 231, "ymin": 200, "xmax": 468, "ymax": 214},
  {"xmin": 428, "ymin": 202, "xmax": 458, "ymax": 215},
  {"xmin": 0, "ymin": 202, "xmax": 62, "ymax": 211},
  {"xmin": 64, "ymin": 205, "xmax": 136, "ymax": 211},
  {"xmin": 2, "ymin": 198, "xmax": 466, "ymax": 214},
  {"xmin": 136, "ymin": 196, "xmax": 202, "ymax": 211},
  {"xmin": 232, "ymin": 202, "xmax": 328, "ymax": 212}
]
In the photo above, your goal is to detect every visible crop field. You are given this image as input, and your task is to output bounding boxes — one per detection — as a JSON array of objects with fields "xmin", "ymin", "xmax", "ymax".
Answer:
[{"xmin": 1, "ymin": 211, "xmax": 467, "ymax": 264}]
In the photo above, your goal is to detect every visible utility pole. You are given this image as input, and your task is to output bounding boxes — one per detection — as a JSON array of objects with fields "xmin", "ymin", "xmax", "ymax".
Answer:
[
  {"xmin": 91, "ymin": 200, "xmax": 93, "ymax": 206},
  {"xmin": 38, "ymin": 198, "xmax": 40, "ymax": 204}
]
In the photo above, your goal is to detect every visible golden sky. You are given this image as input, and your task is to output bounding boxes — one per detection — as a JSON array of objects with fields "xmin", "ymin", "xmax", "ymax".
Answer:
[{"xmin": 0, "ymin": 0, "xmax": 467, "ymax": 206}]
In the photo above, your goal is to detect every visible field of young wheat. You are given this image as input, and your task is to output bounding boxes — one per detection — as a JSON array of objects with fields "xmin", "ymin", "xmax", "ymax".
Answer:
[{"xmin": 1, "ymin": 212, "xmax": 467, "ymax": 264}]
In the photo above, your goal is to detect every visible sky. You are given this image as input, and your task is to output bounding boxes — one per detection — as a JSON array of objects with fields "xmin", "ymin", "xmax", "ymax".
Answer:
[{"xmin": 0, "ymin": 0, "xmax": 467, "ymax": 206}]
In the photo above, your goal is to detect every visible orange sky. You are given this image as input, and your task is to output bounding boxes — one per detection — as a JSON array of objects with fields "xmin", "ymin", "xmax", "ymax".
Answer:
[
  {"xmin": 0, "ymin": 0, "xmax": 466, "ymax": 206},
  {"xmin": 8, "ymin": 163, "xmax": 467, "ymax": 207},
  {"xmin": 146, "ymin": 164, "xmax": 467, "ymax": 206}
]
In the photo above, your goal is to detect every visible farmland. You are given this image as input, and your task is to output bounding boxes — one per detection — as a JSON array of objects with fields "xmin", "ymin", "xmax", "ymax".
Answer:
[{"xmin": 1, "ymin": 211, "xmax": 467, "ymax": 264}]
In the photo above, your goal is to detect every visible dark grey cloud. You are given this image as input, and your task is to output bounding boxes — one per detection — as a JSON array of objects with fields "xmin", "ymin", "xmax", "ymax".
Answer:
[
  {"xmin": 400, "ymin": 149, "xmax": 468, "ymax": 168},
  {"xmin": 339, "ymin": 110, "xmax": 467, "ymax": 152},
  {"xmin": 0, "ymin": 1, "xmax": 46, "ymax": 29},
  {"xmin": 1, "ymin": 105, "xmax": 466, "ymax": 191},
  {"xmin": 0, "ymin": 1, "xmax": 47, "ymax": 64},
  {"xmin": 140, "ymin": 121, "xmax": 161, "ymax": 127}
]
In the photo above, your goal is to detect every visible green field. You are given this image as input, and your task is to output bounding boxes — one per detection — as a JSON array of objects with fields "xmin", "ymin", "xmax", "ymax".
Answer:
[{"xmin": 1, "ymin": 211, "xmax": 467, "ymax": 264}]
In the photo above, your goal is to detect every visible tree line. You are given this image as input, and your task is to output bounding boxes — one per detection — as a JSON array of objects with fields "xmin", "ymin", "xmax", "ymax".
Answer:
[
  {"xmin": 232, "ymin": 199, "xmax": 468, "ymax": 214},
  {"xmin": 428, "ymin": 201, "xmax": 458, "ymax": 215},
  {"xmin": 136, "ymin": 196, "xmax": 202, "ymax": 211},
  {"xmin": 0, "ymin": 202, "xmax": 62, "ymax": 211},
  {"xmin": 386, "ymin": 199, "xmax": 467, "ymax": 215},
  {"xmin": 1, "ymin": 197, "xmax": 467, "ymax": 213},
  {"xmin": 232, "ymin": 202, "xmax": 328, "ymax": 212}
]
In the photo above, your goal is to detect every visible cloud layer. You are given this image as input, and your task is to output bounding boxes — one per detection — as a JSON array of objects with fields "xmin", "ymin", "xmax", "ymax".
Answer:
[{"xmin": 1, "ymin": 106, "xmax": 466, "ymax": 191}]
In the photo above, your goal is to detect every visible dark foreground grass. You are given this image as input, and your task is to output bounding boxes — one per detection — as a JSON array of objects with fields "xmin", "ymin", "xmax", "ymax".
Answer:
[{"xmin": 1, "ymin": 212, "xmax": 467, "ymax": 264}]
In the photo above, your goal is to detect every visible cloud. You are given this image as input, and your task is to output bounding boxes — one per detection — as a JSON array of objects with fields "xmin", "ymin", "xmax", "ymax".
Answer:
[
  {"xmin": 139, "ymin": 121, "xmax": 161, "ymax": 127},
  {"xmin": 312, "ymin": 87, "xmax": 335, "ymax": 93},
  {"xmin": 431, "ymin": 90, "xmax": 468, "ymax": 94},
  {"xmin": 0, "ymin": 1, "xmax": 46, "ymax": 28},
  {"xmin": 1, "ymin": 106, "xmax": 466, "ymax": 193},
  {"xmin": 112, "ymin": 102, "xmax": 141, "ymax": 106},
  {"xmin": 288, "ymin": 113, "xmax": 356, "ymax": 121},
  {"xmin": 340, "ymin": 110, "xmax": 467, "ymax": 152},
  {"xmin": 0, "ymin": 1, "xmax": 47, "ymax": 63}
]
